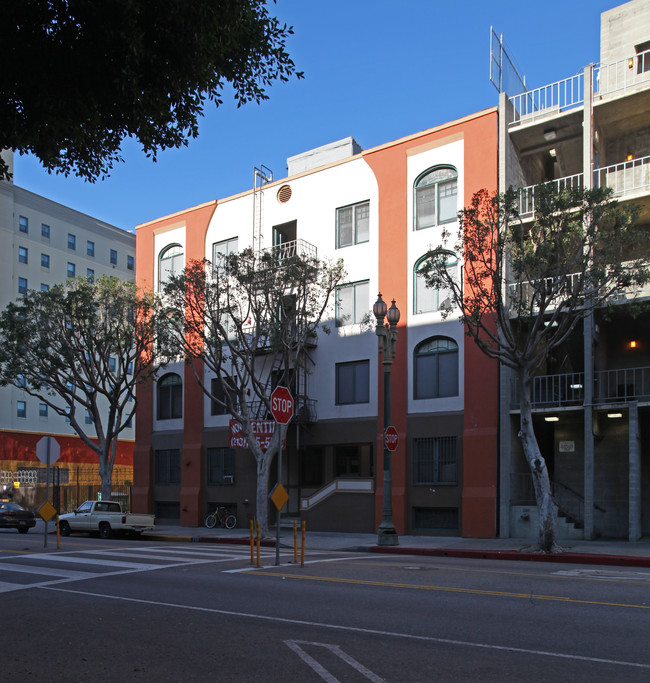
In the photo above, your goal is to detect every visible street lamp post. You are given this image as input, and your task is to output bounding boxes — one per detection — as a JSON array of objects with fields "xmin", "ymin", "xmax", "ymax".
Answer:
[{"xmin": 373, "ymin": 292, "xmax": 400, "ymax": 546}]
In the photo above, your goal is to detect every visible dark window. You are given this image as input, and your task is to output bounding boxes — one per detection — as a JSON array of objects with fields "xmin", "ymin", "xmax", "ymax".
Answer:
[
  {"xmin": 414, "ymin": 337, "xmax": 458, "ymax": 399},
  {"xmin": 300, "ymin": 447, "xmax": 324, "ymax": 486},
  {"xmin": 413, "ymin": 436, "xmax": 457, "ymax": 484},
  {"xmin": 335, "ymin": 360, "xmax": 369, "ymax": 405},
  {"xmin": 415, "ymin": 166, "xmax": 458, "ymax": 229},
  {"xmin": 40, "ymin": 283, "xmax": 49, "ymax": 292},
  {"xmin": 86, "ymin": 268, "xmax": 94, "ymax": 282},
  {"xmin": 335, "ymin": 445, "xmax": 361, "ymax": 477},
  {"xmin": 67, "ymin": 262, "xmax": 75, "ymax": 278},
  {"xmin": 412, "ymin": 507, "xmax": 459, "ymax": 531},
  {"xmin": 41, "ymin": 253, "xmax": 50, "ymax": 269},
  {"xmin": 18, "ymin": 277, "xmax": 27, "ymax": 294},
  {"xmin": 157, "ymin": 373, "xmax": 182, "ymax": 420},
  {"xmin": 336, "ymin": 201, "xmax": 369, "ymax": 248},
  {"xmin": 19, "ymin": 216, "xmax": 28, "ymax": 233},
  {"xmin": 68, "ymin": 233, "xmax": 76, "ymax": 250},
  {"xmin": 16, "ymin": 400, "xmax": 26, "ymax": 418},
  {"xmin": 210, "ymin": 377, "xmax": 238, "ymax": 415},
  {"xmin": 87, "ymin": 240, "xmax": 95, "ymax": 257},
  {"xmin": 18, "ymin": 247, "xmax": 28, "ymax": 264},
  {"xmin": 41, "ymin": 223, "xmax": 50, "ymax": 239},
  {"xmin": 127, "ymin": 255, "xmax": 134, "ymax": 271},
  {"xmin": 154, "ymin": 449, "xmax": 181, "ymax": 484},
  {"xmin": 206, "ymin": 447, "xmax": 236, "ymax": 485},
  {"xmin": 110, "ymin": 249, "xmax": 118, "ymax": 265}
]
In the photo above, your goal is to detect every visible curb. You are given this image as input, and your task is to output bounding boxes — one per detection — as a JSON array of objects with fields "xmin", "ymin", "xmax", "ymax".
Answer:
[{"xmin": 371, "ymin": 546, "xmax": 650, "ymax": 568}]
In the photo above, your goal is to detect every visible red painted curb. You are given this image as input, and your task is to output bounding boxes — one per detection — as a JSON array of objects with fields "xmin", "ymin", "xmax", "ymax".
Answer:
[{"xmin": 370, "ymin": 546, "xmax": 650, "ymax": 568}]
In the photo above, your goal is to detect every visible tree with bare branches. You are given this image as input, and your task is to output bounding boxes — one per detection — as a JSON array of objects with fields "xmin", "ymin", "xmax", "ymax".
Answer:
[
  {"xmin": 420, "ymin": 185, "xmax": 650, "ymax": 551},
  {"xmin": 162, "ymin": 246, "xmax": 344, "ymax": 534}
]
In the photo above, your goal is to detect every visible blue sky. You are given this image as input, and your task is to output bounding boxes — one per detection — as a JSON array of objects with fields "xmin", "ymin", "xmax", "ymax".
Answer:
[{"xmin": 13, "ymin": 0, "xmax": 621, "ymax": 231}]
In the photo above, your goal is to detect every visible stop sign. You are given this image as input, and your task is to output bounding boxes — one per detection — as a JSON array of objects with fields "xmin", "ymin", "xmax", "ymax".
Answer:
[
  {"xmin": 270, "ymin": 386, "xmax": 293, "ymax": 424},
  {"xmin": 384, "ymin": 426, "xmax": 399, "ymax": 452}
]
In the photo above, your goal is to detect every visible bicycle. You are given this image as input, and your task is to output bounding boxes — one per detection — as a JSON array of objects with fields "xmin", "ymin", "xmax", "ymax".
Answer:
[{"xmin": 204, "ymin": 506, "xmax": 237, "ymax": 529}]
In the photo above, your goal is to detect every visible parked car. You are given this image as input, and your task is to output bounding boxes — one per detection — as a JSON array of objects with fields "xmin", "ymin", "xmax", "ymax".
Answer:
[
  {"xmin": 0, "ymin": 502, "xmax": 37, "ymax": 533},
  {"xmin": 59, "ymin": 500, "xmax": 155, "ymax": 539}
]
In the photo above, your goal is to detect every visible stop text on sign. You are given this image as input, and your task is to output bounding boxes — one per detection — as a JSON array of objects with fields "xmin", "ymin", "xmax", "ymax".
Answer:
[
  {"xmin": 384, "ymin": 426, "xmax": 399, "ymax": 452},
  {"xmin": 270, "ymin": 385, "xmax": 293, "ymax": 424}
]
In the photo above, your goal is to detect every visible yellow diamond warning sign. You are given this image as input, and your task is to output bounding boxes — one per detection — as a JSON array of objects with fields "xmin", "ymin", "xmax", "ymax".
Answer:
[
  {"xmin": 38, "ymin": 500, "xmax": 57, "ymax": 522},
  {"xmin": 270, "ymin": 482, "xmax": 289, "ymax": 511}
]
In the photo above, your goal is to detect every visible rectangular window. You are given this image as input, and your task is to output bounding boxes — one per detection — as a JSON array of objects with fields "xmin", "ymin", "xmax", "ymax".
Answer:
[
  {"xmin": 87, "ymin": 240, "xmax": 95, "ymax": 257},
  {"xmin": 413, "ymin": 507, "xmax": 459, "ymax": 531},
  {"xmin": 86, "ymin": 268, "xmax": 94, "ymax": 282},
  {"xmin": 127, "ymin": 255, "xmax": 134, "ymax": 271},
  {"xmin": 18, "ymin": 277, "xmax": 27, "ymax": 294},
  {"xmin": 19, "ymin": 216, "xmax": 28, "ymax": 233},
  {"xmin": 207, "ymin": 447, "xmax": 236, "ymax": 485},
  {"xmin": 41, "ymin": 223, "xmax": 50, "ymax": 239},
  {"xmin": 335, "ymin": 360, "xmax": 370, "ymax": 405},
  {"xmin": 336, "ymin": 280, "xmax": 369, "ymax": 326},
  {"xmin": 413, "ymin": 436, "xmax": 457, "ymax": 484},
  {"xmin": 67, "ymin": 262, "xmax": 76, "ymax": 278},
  {"xmin": 336, "ymin": 201, "xmax": 369, "ymax": 248},
  {"xmin": 17, "ymin": 400, "xmax": 26, "ymax": 418},
  {"xmin": 210, "ymin": 377, "xmax": 238, "ymax": 415},
  {"xmin": 212, "ymin": 237, "xmax": 238, "ymax": 272},
  {"xmin": 41, "ymin": 283, "xmax": 49, "ymax": 292},
  {"xmin": 18, "ymin": 246, "xmax": 28, "ymax": 264},
  {"xmin": 109, "ymin": 357, "xmax": 116, "ymax": 373},
  {"xmin": 41, "ymin": 253, "xmax": 50, "ymax": 269},
  {"xmin": 39, "ymin": 403, "xmax": 48, "ymax": 418},
  {"xmin": 68, "ymin": 233, "xmax": 76, "ymax": 250},
  {"xmin": 110, "ymin": 249, "xmax": 117, "ymax": 265},
  {"xmin": 335, "ymin": 444, "xmax": 361, "ymax": 477},
  {"xmin": 154, "ymin": 449, "xmax": 181, "ymax": 484},
  {"xmin": 85, "ymin": 409, "xmax": 93, "ymax": 425}
]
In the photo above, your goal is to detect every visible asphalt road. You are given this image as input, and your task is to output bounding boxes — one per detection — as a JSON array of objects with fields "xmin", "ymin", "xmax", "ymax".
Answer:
[{"xmin": 1, "ymin": 530, "xmax": 649, "ymax": 681}]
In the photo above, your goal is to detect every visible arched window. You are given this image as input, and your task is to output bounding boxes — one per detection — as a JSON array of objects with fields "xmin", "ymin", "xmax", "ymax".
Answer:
[
  {"xmin": 157, "ymin": 373, "xmax": 182, "ymax": 420},
  {"xmin": 158, "ymin": 244, "xmax": 184, "ymax": 290},
  {"xmin": 414, "ymin": 166, "xmax": 458, "ymax": 230},
  {"xmin": 414, "ymin": 337, "xmax": 458, "ymax": 399},
  {"xmin": 414, "ymin": 252, "xmax": 458, "ymax": 314}
]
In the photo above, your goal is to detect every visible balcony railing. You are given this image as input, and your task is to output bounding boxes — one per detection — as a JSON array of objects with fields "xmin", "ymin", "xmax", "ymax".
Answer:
[
  {"xmin": 507, "ymin": 272, "xmax": 581, "ymax": 311},
  {"xmin": 517, "ymin": 155, "xmax": 650, "ymax": 217},
  {"xmin": 511, "ymin": 366, "xmax": 650, "ymax": 409},
  {"xmin": 595, "ymin": 48, "xmax": 650, "ymax": 98},
  {"xmin": 508, "ymin": 72, "xmax": 584, "ymax": 125},
  {"xmin": 508, "ymin": 49, "xmax": 650, "ymax": 127},
  {"xmin": 517, "ymin": 173, "xmax": 584, "ymax": 216},
  {"xmin": 262, "ymin": 239, "xmax": 317, "ymax": 261},
  {"xmin": 593, "ymin": 155, "xmax": 650, "ymax": 197}
]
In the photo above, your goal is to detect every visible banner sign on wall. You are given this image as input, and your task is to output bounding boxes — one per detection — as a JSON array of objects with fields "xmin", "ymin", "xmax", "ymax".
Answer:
[{"xmin": 229, "ymin": 419, "xmax": 285, "ymax": 451}]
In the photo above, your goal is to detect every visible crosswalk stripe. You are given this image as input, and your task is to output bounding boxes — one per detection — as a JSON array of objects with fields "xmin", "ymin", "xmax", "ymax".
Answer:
[
  {"xmin": 16, "ymin": 554, "xmax": 161, "ymax": 570},
  {"xmin": 0, "ymin": 562, "xmax": 95, "ymax": 579}
]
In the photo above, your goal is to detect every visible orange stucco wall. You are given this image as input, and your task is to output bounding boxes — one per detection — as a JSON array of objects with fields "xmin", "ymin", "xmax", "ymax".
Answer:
[
  {"xmin": 364, "ymin": 107, "xmax": 498, "ymax": 537},
  {"xmin": 133, "ymin": 202, "xmax": 216, "ymax": 518}
]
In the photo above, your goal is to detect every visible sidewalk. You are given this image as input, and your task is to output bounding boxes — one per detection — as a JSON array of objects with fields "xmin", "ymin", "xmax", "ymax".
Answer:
[{"xmin": 141, "ymin": 524, "xmax": 650, "ymax": 568}]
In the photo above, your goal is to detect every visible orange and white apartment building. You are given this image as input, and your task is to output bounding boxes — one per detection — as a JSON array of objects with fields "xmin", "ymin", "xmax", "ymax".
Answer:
[{"xmin": 134, "ymin": 108, "xmax": 499, "ymax": 536}]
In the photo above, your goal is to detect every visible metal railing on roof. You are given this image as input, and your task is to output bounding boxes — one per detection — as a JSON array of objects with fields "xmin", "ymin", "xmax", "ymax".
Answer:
[
  {"xmin": 517, "ymin": 173, "xmax": 584, "ymax": 216},
  {"xmin": 593, "ymin": 155, "xmax": 650, "ymax": 197},
  {"xmin": 508, "ymin": 48, "xmax": 650, "ymax": 126}
]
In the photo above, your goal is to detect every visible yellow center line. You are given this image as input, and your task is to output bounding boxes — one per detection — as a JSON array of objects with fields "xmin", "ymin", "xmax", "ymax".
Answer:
[{"xmin": 253, "ymin": 571, "xmax": 650, "ymax": 610}]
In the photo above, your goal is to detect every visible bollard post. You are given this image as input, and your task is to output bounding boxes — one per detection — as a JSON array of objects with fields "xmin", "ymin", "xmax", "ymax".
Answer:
[
  {"xmin": 293, "ymin": 520, "xmax": 297, "ymax": 564},
  {"xmin": 250, "ymin": 520, "xmax": 254, "ymax": 565},
  {"xmin": 256, "ymin": 520, "xmax": 261, "ymax": 568},
  {"xmin": 301, "ymin": 520, "xmax": 306, "ymax": 568}
]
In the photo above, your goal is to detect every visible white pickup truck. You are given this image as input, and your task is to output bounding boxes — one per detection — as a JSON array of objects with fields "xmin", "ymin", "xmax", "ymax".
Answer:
[{"xmin": 58, "ymin": 500, "xmax": 155, "ymax": 539}]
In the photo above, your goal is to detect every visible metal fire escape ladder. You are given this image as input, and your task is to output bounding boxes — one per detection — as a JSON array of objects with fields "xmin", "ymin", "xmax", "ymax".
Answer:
[{"xmin": 253, "ymin": 165, "xmax": 273, "ymax": 253}]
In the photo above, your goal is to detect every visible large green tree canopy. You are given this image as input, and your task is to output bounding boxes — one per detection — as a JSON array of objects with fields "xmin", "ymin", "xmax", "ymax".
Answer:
[{"xmin": 0, "ymin": 0, "xmax": 302, "ymax": 181}]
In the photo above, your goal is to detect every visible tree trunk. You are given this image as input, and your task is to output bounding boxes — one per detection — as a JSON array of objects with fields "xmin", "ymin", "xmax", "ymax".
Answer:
[
  {"xmin": 518, "ymin": 371, "xmax": 559, "ymax": 552},
  {"xmin": 98, "ymin": 447, "xmax": 113, "ymax": 503},
  {"xmin": 255, "ymin": 450, "xmax": 272, "ymax": 536}
]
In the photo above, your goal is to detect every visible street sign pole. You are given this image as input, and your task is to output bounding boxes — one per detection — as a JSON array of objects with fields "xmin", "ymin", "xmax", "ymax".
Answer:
[
  {"xmin": 44, "ymin": 438, "xmax": 50, "ymax": 548},
  {"xmin": 269, "ymin": 386, "xmax": 294, "ymax": 567}
]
